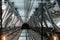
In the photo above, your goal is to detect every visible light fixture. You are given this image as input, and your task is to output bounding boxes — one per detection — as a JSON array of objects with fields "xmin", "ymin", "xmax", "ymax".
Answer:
[
  {"xmin": 53, "ymin": 35, "xmax": 59, "ymax": 40},
  {"xmin": 2, "ymin": 4, "xmax": 6, "ymax": 10},
  {"xmin": 1, "ymin": 35, "xmax": 6, "ymax": 40},
  {"xmin": 53, "ymin": 36, "xmax": 57, "ymax": 40},
  {"xmin": 50, "ymin": 1, "xmax": 54, "ymax": 3},
  {"xmin": 3, "ymin": 36, "xmax": 6, "ymax": 40},
  {"xmin": 12, "ymin": 14, "xmax": 14, "ymax": 17},
  {"xmin": 57, "ymin": 21, "xmax": 60, "ymax": 27}
]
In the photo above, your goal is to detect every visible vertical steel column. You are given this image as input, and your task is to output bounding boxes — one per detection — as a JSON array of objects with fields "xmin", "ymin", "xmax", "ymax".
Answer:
[{"xmin": 40, "ymin": 0, "xmax": 44, "ymax": 40}]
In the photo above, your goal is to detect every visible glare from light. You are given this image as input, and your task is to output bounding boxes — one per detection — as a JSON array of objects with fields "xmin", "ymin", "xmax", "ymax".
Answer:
[
  {"xmin": 1, "ymin": 35, "xmax": 6, "ymax": 40},
  {"xmin": 12, "ymin": 14, "xmax": 14, "ymax": 17},
  {"xmin": 2, "ymin": 0, "xmax": 4, "ymax": 2},
  {"xmin": 2, "ymin": 4, "xmax": 6, "ymax": 10},
  {"xmin": 53, "ymin": 36, "xmax": 57, "ymax": 40},
  {"xmin": 2, "ymin": 34, "xmax": 7, "ymax": 40},
  {"xmin": 3, "ymin": 36, "xmax": 5, "ymax": 40},
  {"xmin": 50, "ymin": 0, "xmax": 55, "ymax": 3},
  {"xmin": 57, "ymin": 21, "xmax": 60, "ymax": 27},
  {"xmin": 53, "ymin": 35, "xmax": 59, "ymax": 40}
]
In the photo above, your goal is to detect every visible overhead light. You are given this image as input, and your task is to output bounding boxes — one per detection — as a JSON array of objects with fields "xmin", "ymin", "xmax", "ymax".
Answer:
[
  {"xmin": 12, "ymin": 14, "xmax": 14, "ymax": 17},
  {"xmin": 2, "ymin": 4, "xmax": 6, "ymax": 10},
  {"xmin": 53, "ymin": 35, "xmax": 59, "ymax": 40},
  {"xmin": 50, "ymin": 0, "xmax": 54, "ymax": 3},
  {"xmin": 1, "ymin": 35, "xmax": 7, "ymax": 40},
  {"xmin": 3, "ymin": 36, "xmax": 6, "ymax": 40},
  {"xmin": 50, "ymin": 0, "xmax": 56, "ymax": 6},
  {"xmin": 57, "ymin": 21, "xmax": 60, "ymax": 27}
]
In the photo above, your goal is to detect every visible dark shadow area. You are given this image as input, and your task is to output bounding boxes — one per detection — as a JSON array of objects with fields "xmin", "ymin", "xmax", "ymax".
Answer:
[{"xmin": 21, "ymin": 23, "xmax": 30, "ymax": 29}]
